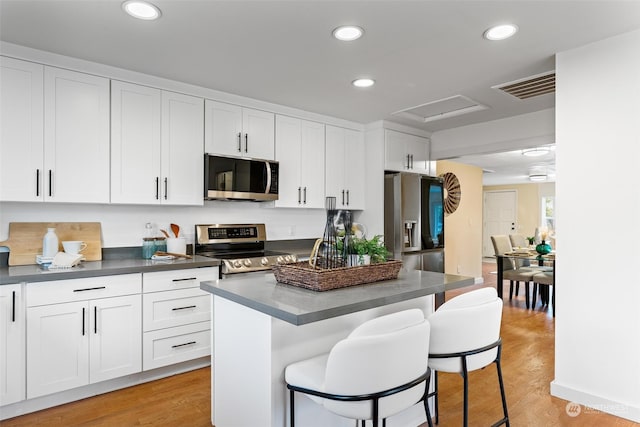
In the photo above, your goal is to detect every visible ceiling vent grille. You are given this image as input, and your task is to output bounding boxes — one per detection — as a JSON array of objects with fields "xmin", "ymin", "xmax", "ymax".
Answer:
[{"xmin": 493, "ymin": 71, "xmax": 555, "ymax": 100}]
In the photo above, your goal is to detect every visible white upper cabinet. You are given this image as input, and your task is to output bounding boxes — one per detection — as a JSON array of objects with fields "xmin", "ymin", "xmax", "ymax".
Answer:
[
  {"xmin": 0, "ymin": 57, "xmax": 44, "ymax": 202},
  {"xmin": 205, "ymin": 100, "xmax": 275, "ymax": 160},
  {"xmin": 384, "ymin": 129, "xmax": 430, "ymax": 174},
  {"xmin": 325, "ymin": 125, "xmax": 365, "ymax": 210},
  {"xmin": 160, "ymin": 91, "xmax": 204, "ymax": 205},
  {"xmin": 111, "ymin": 81, "xmax": 162, "ymax": 204},
  {"xmin": 111, "ymin": 82, "xmax": 203, "ymax": 205},
  {"xmin": 275, "ymin": 115, "xmax": 325, "ymax": 208},
  {"xmin": 44, "ymin": 66, "xmax": 110, "ymax": 203}
]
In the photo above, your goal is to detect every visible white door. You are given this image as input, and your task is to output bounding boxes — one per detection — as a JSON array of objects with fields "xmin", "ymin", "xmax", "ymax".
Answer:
[
  {"xmin": 242, "ymin": 108, "xmax": 275, "ymax": 160},
  {"xmin": 110, "ymin": 81, "xmax": 162, "ymax": 204},
  {"xmin": 0, "ymin": 57, "xmax": 44, "ymax": 202},
  {"xmin": 89, "ymin": 295, "xmax": 142, "ymax": 383},
  {"xmin": 204, "ymin": 100, "xmax": 242, "ymax": 157},
  {"xmin": 483, "ymin": 190, "xmax": 517, "ymax": 257},
  {"xmin": 44, "ymin": 67, "xmax": 110, "ymax": 203},
  {"xmin": 0, "ymin": 284, "xmax": 25, "ymax": 405},
  {"xmin": 274, "ymin": 115, "xmax": 302, "ymax": 207},
  {"xmin": 300, "ymin": 120, "xmax": 325, "ymax": 208},
  {"xmin": 325, "ymin": 125, "xmax": 346, "ymax": 207},
  {"xmin": 161, "ymin": 91, "xmax": 204, "ymax": 205},
  {"xmin": 27, "ymin": 301, "xmax": 90, "ymax": 398},
  {"xmin": 344, "ymin": 128, "xmax": 365, "ymax": 210}
]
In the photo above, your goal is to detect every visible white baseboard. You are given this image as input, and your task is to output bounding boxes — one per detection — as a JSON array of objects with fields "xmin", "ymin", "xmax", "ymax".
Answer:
[
  {"xmin": 551, "ymin": 380, "xmax": 640, "ymax": 422},
  {"xmin": 0, "ymin": 357, "xmax": 210, "ymax": 420}
]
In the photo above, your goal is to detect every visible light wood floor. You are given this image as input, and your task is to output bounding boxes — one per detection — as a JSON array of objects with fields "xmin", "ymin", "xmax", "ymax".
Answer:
[{"xmin": 2, "ymin": 263, "xmax": 638, "ymax": 426}]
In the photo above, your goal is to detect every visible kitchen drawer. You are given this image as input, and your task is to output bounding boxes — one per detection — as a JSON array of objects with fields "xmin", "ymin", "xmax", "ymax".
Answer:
[
  {"xmin": 142, "ymin": 267, "xmax": 218, "ymax": 293},
  {"xmin": 143, "ymin": 287, "xmax": 211, "ymax": 332},
  {"xmin": 26, "ymin": 274, "xmax": 142, "ymax": 307},
  {"xmin": 142, "ymin": 321, "xmax": 210, "ymax": 370}
]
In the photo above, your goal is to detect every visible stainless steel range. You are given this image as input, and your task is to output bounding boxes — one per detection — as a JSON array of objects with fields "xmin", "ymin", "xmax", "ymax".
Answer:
[{"xmin": 195, "ymin": 224, "xmax": 298, "ymax": 276}]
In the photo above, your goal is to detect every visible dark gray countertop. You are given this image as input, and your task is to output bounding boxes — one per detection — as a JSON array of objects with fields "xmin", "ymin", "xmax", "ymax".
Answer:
[
  {"xmin": 0, "ymin": 255, "xmax": 220, "ymax": 285},
  {"xmin": 200, "ymin": 268, "xmax": 474, "ymax": 325}
]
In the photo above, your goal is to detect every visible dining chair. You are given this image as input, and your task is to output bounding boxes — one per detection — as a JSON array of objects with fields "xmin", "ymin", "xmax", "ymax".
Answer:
[
  {"xmin": 427, "ymin": 287, "xmax": 509, "ymax": 427},
  {"xmin": 532, "ymin": 271, "xmax": 555, "ymax": 316},
  {"xmin": 491, "ymin": 235, "xmax": 536, "ymax": 307},
  {"xmin": 285, "ymin": 309, "xmax": 433, "ymax": 427}
]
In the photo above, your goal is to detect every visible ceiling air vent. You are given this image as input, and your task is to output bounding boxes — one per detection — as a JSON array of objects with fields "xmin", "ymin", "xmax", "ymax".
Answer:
[
  {"xmin": 392, "ymin": 95, "xmax": 487, "ymax": 124},
  {"xmin": 493, "ymin": 71, "xmax": 555, "ymax": 100}
]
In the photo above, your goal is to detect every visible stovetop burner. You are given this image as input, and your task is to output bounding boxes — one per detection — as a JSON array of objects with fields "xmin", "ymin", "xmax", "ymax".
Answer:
[{"xmin": 194, "ymin": 224, "xmax": 298, "ymax": 275}]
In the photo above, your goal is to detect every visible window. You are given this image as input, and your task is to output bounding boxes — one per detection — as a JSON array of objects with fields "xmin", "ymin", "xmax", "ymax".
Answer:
[{"xmin": 541, "ymin": 196, "xmax": 555, "ymax": 231}]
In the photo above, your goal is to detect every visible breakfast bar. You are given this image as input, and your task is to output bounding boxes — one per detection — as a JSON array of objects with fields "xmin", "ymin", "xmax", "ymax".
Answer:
[{"xmin": 200, "ymin": 268, "xmax": 474, "ymax": 427}]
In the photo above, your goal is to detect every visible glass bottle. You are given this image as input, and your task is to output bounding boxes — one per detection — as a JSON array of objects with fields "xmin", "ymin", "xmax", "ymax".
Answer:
[{"xmin": 142, "ymin": 223, "xmax": 155, "ymax": 259}]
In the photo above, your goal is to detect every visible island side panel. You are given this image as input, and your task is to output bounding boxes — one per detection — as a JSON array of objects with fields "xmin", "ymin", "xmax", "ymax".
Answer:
[{"xmin": 213, "ymin": 293, "xmax": 435, "ymax": 427}]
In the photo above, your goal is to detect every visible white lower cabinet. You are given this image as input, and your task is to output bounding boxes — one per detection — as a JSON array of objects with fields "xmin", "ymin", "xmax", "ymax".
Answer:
[
  {"xmin": 142, "ymin": 267, "xmax": 217, "ymax": 370},
  {"xmin": 0, "ymin": 284, "xmax": 25, "ymax": 406},
  {"xmin": 26, "ymin": 275, "xmax": 142, "ymax": 399}
]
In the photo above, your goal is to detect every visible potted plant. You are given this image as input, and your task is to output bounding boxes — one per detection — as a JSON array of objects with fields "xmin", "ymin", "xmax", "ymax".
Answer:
[{"xmin": 349, "ymin": 235, "xmax": 389, "ymax": 266}]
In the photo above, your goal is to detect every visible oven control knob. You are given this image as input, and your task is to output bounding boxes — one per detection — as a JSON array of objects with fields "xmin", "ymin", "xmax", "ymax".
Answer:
[
  {"xmin": 243, "ymin": 259, "xmax": 252, "ymax": 267},
  {"xmin": 233, "ymin": 260, "xmax": 242, "ymax": 268},
  {"xmin": 261, "ymin": 257, "xmax": 269, "ymax": 266},
  {"xmin": 276, "ymin": 256, "xmax": 284, "ymax": 263},
  {"xmin": 283, "ymin": 255, "xmax": 292, "ymax": 263},
  {"xmin": 290, "ymin": 254, "xmax": 298, "ymax": 262}
]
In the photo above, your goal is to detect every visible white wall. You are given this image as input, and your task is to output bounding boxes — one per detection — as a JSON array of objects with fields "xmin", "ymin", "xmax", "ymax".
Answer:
[
  {"xmin": 552, "ymin": 29, "xmax": 640, "ymax": 421},
  {"xmin": 0, "ymin": 201, "xmax": 327, "ymax": 249},
  {"xmin": 431, "ymin": 108, "xmax": 555, "ymax": 159}
]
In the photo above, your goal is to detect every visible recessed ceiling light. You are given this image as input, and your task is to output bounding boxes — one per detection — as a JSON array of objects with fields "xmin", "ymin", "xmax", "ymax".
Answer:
[
  {"xmin": 483, "ymin": 24, "xmax": 518, "ymax": 41},
  {"xmin": 522, "ymin": 147, "xmax": 551, "ymax": 157},
  {"xmin": 122, "ymin": 0, "xmax": 161, "ymax": 20},
  {"xmin": 529, "ymin": 174, "xmax": 547, "ymax": 182},
  {"xmin": 332, "ymin": 26, "xmax": 364, "ymax": 41},
  {"xmin": 352, "ymin": 78, "xmax": 375, "ymax": 88}
]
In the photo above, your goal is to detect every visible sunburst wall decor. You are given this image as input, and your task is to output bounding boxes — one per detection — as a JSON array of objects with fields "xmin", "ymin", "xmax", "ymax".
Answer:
[{"xmin": 440, "ymin": 172, "xmax": 461, "ymax": 215}]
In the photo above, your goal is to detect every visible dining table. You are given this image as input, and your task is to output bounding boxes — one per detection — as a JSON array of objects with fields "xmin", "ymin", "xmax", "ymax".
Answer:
[{"xmin": 495, "ymin": 250, "xmax": 555, "ymax": 302}]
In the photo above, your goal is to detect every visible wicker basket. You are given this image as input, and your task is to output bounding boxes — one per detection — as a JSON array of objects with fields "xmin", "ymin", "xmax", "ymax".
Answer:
[{"xmin": 272, "ymin": 260, "xmax": 403, "ymax": 292}]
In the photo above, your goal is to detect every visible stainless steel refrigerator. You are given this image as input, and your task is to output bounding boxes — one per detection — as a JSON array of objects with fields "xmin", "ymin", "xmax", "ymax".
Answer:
[{"xmin": 384, "ymin": 172, "xmax": 445, "ymax": 273}]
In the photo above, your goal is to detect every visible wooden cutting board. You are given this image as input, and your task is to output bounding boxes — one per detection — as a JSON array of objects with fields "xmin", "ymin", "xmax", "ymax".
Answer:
[{"xmin": 0, "ymin": 222, "xmax": 102, "ymax": 266}]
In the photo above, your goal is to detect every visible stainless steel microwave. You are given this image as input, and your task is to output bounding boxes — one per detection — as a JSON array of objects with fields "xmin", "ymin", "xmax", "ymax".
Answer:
[{"xmin": 204, "ymin": 154, "xmax": 279, "ymax": 201}]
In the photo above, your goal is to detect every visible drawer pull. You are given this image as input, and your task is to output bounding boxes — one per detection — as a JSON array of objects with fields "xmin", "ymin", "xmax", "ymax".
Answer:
[
  {"xmin": 73, "ymin": 286, "xmax": 106, "ymax": 292},
  {"xmin": 171, "ymin": 278, "xmax": 197, "ymax": 282},
  {"xmin": 12, "ymin": 291, "xmax": 16, "ymax": 322},
  {"xmin": 172, "ymin": 305, "xmax": 197, "ymax": 311},
  {"xmin": 172, "ymin": 341, "xmax": 196, "ymax": 349},
  {"xmin": 82, "ymin": 307, "xmax": 86, "ymax": 336}
]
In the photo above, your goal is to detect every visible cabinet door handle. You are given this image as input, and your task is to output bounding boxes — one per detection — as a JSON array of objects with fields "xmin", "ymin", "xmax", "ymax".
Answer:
[
  {"xmin": 155, "ymin": 177, "xmax": 160, "ymax": 200},
  {"xmin": 82, "ymin": 307, "xmax": 86, "ymax": 336},
  {"xmin": 12, "ymin": 291, "xmax": 16, "ymax": 323},
  {"xmin": 410, "ymin": 154, "xmax": 414, "ymax": 169},
  {"xmin": 172, "ymin": 305, "xmax": 197, "ymax": 311},
  {"xmin": 164, "ymin": 177, "xmax": 168, "ymax": 200},
  {"xmin": 342, "ymin": 189, "xmax": 345, "ymax": 206},
  {"xmin": 303, "ymin": 187, "xmax": 307, "ymax": 204},
  {"xmin": 73, "ymin": 286, "xmax": 106, "ymax": 292},
  {"xmin": 406, "ymin": 154, "xmax": 410, "ymax": 169},
  {"xmin": 237, "ymin": 132, "xmax": 242, "ymax": 152},
  {"xmin": 172, "ymin": 341, "xmax": 196, "ymax": 349},
  {"xmin": 297, "ymin": 187, "xmax": 301, "ymax": 204},
  {"xmin": 244, "ymin": 133, "xmax": 248, "ymax": 153},
  {"xmin": 94, "ymin": 305, "xmax": 98, "ymax": 334},
  {"xmin": 36, "ymin": 169, "xmax": 40, "ymax": 197},
  {"xmin": 171, "ymin": 277, "xmax": 197, "ymax": 282},
  {"xmin": 346, "ymin": 190, "xmax": 350, "ymax": 206},
  {"xmin": 48, "ymin": 169, "xmax": 53, "ymax": 197}
]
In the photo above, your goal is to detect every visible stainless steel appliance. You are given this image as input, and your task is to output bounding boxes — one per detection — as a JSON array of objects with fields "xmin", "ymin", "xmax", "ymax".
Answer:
[
  {"xmin": 194, "ymin": 223, "xmax": 297, "ymax": 277},
  {"xmin": 204, "ymin": 154, "xmax": 279, "ymax": 201},
  {"xmin": 384, "ymin": 173, "xmax": 444, "ymax": 273}
]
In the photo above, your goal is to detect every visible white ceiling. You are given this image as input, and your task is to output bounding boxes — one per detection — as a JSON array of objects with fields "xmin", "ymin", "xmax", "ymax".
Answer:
[{"xmin": 1, "ymin": 0, "xmax": 639, "ymax": 183}]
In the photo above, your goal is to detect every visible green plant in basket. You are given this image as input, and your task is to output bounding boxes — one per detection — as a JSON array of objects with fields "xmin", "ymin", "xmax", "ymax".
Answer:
[{"xmin": 351, "ymin": 235, "xmax": 389, "ymax": 264}]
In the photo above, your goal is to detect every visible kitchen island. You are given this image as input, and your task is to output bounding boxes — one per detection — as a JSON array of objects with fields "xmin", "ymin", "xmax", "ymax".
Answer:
[{"xmin": 200, "ymin": 268, "xmax": 474, "ymax": 427}]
